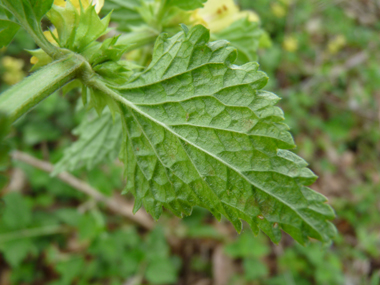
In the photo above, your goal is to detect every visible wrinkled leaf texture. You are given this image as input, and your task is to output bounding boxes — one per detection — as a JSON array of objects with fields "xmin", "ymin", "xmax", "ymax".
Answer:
[
  {"xmin": 53, "ymin": 109, "xmax": 122, "ymax": 174},
  {"xmin": 111, "ymin": 25, "xmax": 336, "ymax": 244}
]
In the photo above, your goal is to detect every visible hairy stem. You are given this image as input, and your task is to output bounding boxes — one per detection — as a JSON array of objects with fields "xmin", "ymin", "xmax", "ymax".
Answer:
[
  {"xmin": 22, "ymin": 24, "xmax": 62, "ymax": 59},
  {"xmin": 0, "ymin": 54, "xmax": 83, "ymax": 122}
]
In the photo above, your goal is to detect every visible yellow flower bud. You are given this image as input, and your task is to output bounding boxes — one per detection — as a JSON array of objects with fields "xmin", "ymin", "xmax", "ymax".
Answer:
[
  {"xmin": 271, "ymin": 3, "xmax": 286, "ymax": 18},
  {"xmin": 30, "ymin": 56, "xmax": 39, "ymax": 65},
  {"xmin": 283, "ymin": 36, "xmax": 298, "ymax": 52},
  {"xmin": 54, "ymin": 0, "xmax": 66, "ymax": 6},
  {"xmin": 1, "ymin": 56, "xmax": 25, "ymax": 85},
  {"xmin": 43, "ymin": 30, "xmax": 59, "ymax": 45},
  {"xmin": 53, "ymin": 0, "xmax": 104, "ymax": 14},
  {"xmin": 327, "ymin": 35, "xmax": 346, "ymax": 54},
  {"xmin": 2, "ymin": 56, "xmax": 24, "ymax": 70}
]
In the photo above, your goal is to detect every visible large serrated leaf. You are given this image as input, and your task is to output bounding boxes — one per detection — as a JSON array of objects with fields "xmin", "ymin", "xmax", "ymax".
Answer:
[
  {"xmin": 103, "ymin": 25, "xmax": 336, "ymax": 244},
  {"xmin": 53, "ymin": 108, "xmax": 122, "ymax": 175}
]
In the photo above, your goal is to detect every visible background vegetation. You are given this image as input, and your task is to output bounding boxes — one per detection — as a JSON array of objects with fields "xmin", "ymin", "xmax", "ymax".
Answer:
[{"xmin": 1, "ymin": 0, "xmax": 380, "ymax": 284}]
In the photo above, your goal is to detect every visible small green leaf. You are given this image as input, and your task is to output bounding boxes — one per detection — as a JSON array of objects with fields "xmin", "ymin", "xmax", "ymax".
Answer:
[
  {"xmin": 225, "ymin": 232, "xmax": 270, "ymax": 258},
  {"xmin": 0, "ymin": 0, "xmax": 54, "ymax": 24},
  {"xmin": 243, "ymin": 258, "xmax": 268, "ymax": 280},
  {"xmin": 0, "ymin": 19, "xmax": 20, "ymax": 48},
  {"xmin": 103, "ymin": 25, "xmax": 336, "ymax": 244},
  {"xmin": 53, "ymin": 108, "xmax": 123, "ymax": 174},
  {"xmin": 73, "ymin": 5, "xmax": 111, "ymax": 52},
  {"xmin": 101, "ymin": 0, "xmax": 144, "ymax": 32},
  {"xmin": 145, "ymin": 258, "xmax": 178, "ymax": 285},
  {"xmin": 0, "ymin": 239, "xmax": 37, "ymax": 268},
  {"xmin": 54, "ymin": 257, "xmax": 85, "ymax": 284},
  {"xmin": 0, "ymin": 0, "xmax": 55, "ymax": 53},
  {"xmin": 144, "ymin": 227, "xmax": 179, "ymax": 284},
  {"xmin": 47, "ymin": 1, "xmax": 110, "ymax": 53},
  {"xmin": 213, "ymin": 18, "xmax": 264, "ymax": 63},
  {"xmin": 2, "ymin": 192, "xmax": 32, "ymax": 230}
]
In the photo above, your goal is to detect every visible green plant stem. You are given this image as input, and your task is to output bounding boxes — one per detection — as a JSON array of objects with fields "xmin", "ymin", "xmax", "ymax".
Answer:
[
  {"xmin": 0, "ymin": 54, "xmax": 84, "ymax": 122},
  {"xmin": 117, "ymin": 27, "xmax": 159, "ymax": 52},
  {"xmin": 0, "ymin": 225, "xmax": 69, "ymax": 243},
  {"xmin": 0, "ymin": 23, "xmax": 158, "ymax": 122},
  {"xmin": 155, "ymin": 0, "xmax": 168, "ymax": 26},
  {"xmin": 0, "ymin": 2, "xmax": 60, "ymax": 59},
  {"xmin": 21, "ymin": 23, "xmax": 62, "ymax": 59}
]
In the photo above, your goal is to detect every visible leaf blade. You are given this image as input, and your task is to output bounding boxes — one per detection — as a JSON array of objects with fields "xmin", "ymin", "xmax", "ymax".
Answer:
[{"xmin": 100, "ymin": 25, "xmax": 336, "ymax": 244}]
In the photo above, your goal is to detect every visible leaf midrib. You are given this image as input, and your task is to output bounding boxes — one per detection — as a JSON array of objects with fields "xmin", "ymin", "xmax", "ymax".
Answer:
[{"xmin": 103, "ymin": 83, "xmax": 322, "ymax": 237}]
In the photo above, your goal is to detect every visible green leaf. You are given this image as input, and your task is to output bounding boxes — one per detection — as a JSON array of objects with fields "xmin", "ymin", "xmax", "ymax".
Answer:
[
  {"xmin": 101, "ymin": 25, "xmax": 337, "ymax": 244},
  {"xmin": 53, "ymin": 108, "xmax": 122, "ymax": 174},
  {"xmin": 2, "ymin": 192, "xmax": 32, "ymax": 230},
  {"xmin": 145, "ymin": 258, "xmax": 178, "ymax": 285},
  {"xmin": 0, "ymin": 0, "xmax": 53, "ymax": 25},
  {"xmin": 0, "ymin": 239, "xmax": 37, "ymax": 268},
  {"xmin": 166, "ymin": 0, "xmax": 206, "ymax": 10},
  {"xmin": 0, "ymin": 19, "xmax": 20, "ymax": 48},
  {"xmin": 47, "ymin": 2, "xmax": 110, "ymax": 53},
  {"xmin": 0, "ymin": 0, "xmax": 55, "ymax": 54},
  {"xmin": 101, "ymin": 0, "xmax": 144, "ymax": 32},
  {"xmin": 54, "ymin": 257, "xmax": 85, "ymax": 284},
  {"xmin": 224, "ymin": 232, "xmax": 270, "ymax": 258},
  {"xmin": 243, "ymin": 258, "xmax": 268, "ymax": 280},
  {"xmin": 144, "ymin": 227, "xmax": 179, "ymax": 284},
  {"xmin": 213, "ymin": 18, "xmax": 264, "ymax": 64}
]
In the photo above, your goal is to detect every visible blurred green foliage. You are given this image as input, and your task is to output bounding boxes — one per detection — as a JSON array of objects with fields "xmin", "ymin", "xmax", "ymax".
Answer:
[{"xmin": 1, "ymin": 0, "xmax": 380, "ymax": 284}]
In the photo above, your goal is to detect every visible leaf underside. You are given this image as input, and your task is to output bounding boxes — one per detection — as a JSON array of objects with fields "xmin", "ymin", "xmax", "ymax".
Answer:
[
  {"xmin": 53, "ymin": 109, "xmax": 122, "ymax": 175},
  {"xmin": 112, "ymin": 25, "xmax": 336, "ymax": 245}
]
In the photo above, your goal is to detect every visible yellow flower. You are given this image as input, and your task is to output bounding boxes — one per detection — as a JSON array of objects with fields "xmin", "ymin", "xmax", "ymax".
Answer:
[
  {"xmin": 283, "ymin": 36, "xmax": 298, "ymax": 52},
  {"xmin": 193, "ymin": 0, "xmax": 259, "ymax": 33},
  {"xmin": 271, "ymin": 3, "xmax": 286, "ymax": 18},
  {"xmin": 1, "ymin": 56, "xmax": 25, "ymax": 85},
  {"xmin": 327, "ymin": 35, "xmax": 346, "ymax": 54},
  {"xmin": 44, "ymin": 29, "xmax": 59, "ymax": 45},
  {"xmin": 53, "ymin": 0, "xmax": 104, "ymax": 14},
  {"xmin": 2, "ymin": 56, "xmax": 24, "ymax": 70}
]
